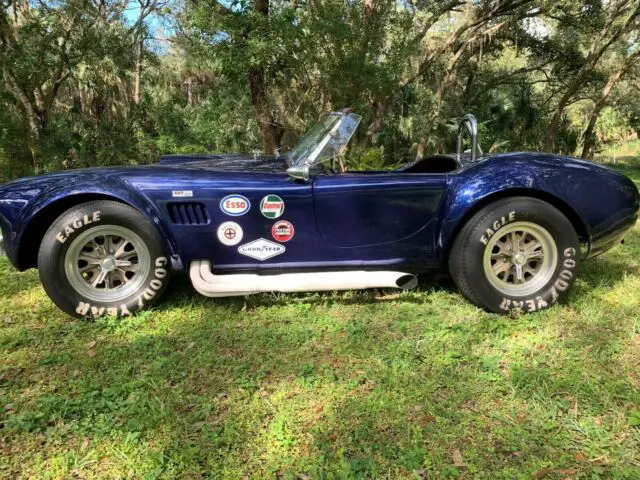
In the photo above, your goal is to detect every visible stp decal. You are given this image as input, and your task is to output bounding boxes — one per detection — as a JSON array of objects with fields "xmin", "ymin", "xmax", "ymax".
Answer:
[
  {"xmin": 217, "ymin": 221, "xmax": 243, "ymax": 246},
  {"xmin": 172, "ymin": 190, "xmax": 193, "ymax": 198},
  {"xmin": 238, "ymin": 238, "xmax": 285, "ymax": 261},
  {"xmin": 272, "ymin": 220, "xmax": 294, "ymax": 242},
  {"xmin": 260, "ymin": 194, "xmax": 285, "ymax": 219},
  {"xmin": 220, "ymin": 194, "xmax": 251, "ymax": 216}
]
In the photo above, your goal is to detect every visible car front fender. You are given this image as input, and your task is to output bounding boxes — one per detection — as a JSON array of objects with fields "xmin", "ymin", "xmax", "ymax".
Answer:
[{"xmin": 0, "ymin": 173, "xmax": 181, "ymax": 271}]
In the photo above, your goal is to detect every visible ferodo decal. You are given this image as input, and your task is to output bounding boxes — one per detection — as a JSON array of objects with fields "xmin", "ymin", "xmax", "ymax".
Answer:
[
  {"xmin": 499, "ymin": 247, "xmax": 578, "ymax": 313},
  {"xmin": 56, "ymin": 211, "xmax": 101, "ymax": 244},
  {"xmin": 217, "ymin": 221, "xmax": 243, "ymax": 246},
  {"xmin": 75, "ymin": 257, "xmax": 168, "ymax": 316},
  {"xmin": 220, "ymin": 194, "xmax": 251, "ymax": 216},
  {"xmin": 260, "ymin": 194, "xmax": 285, "ymax": 219},
  {"xmin": 238, "ymin": 238, "xmax": 285, "ymax": 261},
  {"xmin": 480, "ymin": 211, "xmax": 516, "ymax": 245},
  {"xmin": 272, "ymin": 220, "xmax": 294, "ymax": 242}
]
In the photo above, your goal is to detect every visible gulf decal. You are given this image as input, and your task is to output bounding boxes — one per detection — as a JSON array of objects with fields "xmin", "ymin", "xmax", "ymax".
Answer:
[
  {"xmin": 271, "ymin": 220, "xmax": 294, "ymax": 242},
  {"xmin": 217, "ymin": 221, "xmax": 243, "ymax": 246},
  {"xmin": 260, "ymin": 194, "xmax": 285, "ymax": 219},
  {"xmin": 220, "ymin": 194, "xmax": 251, "ymax": 216}
]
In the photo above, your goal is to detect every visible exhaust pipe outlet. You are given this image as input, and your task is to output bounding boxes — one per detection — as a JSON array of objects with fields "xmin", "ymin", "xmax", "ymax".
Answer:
[
  {"xmin": 396, "ymin": 274, "xmax": 418, "ymax": 290},
  {"xmin": 189, "ymin": 260, "xmax": 418, "ymax": 297}
]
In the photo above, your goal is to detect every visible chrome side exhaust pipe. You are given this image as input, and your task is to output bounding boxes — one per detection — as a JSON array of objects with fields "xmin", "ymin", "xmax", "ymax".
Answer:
[{"xmin": 189, "ymin": 260, "xmax": 418, "ymax": 297}]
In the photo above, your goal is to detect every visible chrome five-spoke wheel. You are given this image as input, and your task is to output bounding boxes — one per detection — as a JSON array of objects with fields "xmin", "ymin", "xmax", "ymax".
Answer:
[
  {"xmin": 64, "ymin": 225, "xmax": 151, "ymax": 303},
  {"xmin": 482, "ymin": 221, "xmax": 558, "ymax": 297}
]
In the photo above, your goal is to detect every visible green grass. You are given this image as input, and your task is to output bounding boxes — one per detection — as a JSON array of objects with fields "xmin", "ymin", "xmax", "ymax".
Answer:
[{"xmin": 1, "ymin": 162, "xmax": 640, "ymax": 479}]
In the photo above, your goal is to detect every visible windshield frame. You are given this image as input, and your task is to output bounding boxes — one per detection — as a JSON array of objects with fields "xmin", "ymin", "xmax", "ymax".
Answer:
[{"xmin": 287, "ymin": 112, "xmax": 362, "ymax": 167}]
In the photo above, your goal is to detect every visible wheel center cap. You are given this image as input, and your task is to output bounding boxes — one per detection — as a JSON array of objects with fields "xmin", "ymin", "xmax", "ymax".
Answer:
[
  {"xmin": 101, "ymin": 256, "xmax": 117, "ymax": 272},
  {"xmin": 512, "ymin": 252, "xmax": 527, "ymax": 265}
]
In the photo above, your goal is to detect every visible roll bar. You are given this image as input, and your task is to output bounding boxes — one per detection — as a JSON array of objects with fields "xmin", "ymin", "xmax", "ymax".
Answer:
[{"xmin": 456, "ymin": 114, "xmax": 482, "ymax": 163}]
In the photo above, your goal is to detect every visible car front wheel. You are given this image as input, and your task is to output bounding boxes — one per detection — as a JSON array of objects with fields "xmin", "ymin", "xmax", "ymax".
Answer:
[
  {"xmin": 449, "ymin": 197, "xmax": 581, "ymax": 314},
  {"xmin": 38, "ymin": 200, "xmax": 171, "ymax": 318}
]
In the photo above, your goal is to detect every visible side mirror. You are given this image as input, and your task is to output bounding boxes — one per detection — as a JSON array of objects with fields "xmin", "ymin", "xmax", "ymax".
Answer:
[{"xmin": 287, "ymin": 164, "xmax": 310, "ymax": 182}]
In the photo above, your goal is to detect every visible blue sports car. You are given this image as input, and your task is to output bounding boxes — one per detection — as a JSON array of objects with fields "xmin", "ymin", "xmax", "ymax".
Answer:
[{"xmin": 0, "ymin": 112, "xmax": 638, "ymax": 317}]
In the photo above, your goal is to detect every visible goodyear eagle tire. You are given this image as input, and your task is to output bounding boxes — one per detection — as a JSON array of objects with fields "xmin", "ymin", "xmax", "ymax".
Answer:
[
  {"xmin": 449, "ymin": 197, "xmax": 580, "ymax": 314},
  {"xmin": 38, "ymin": 201, "xmax": 171, "ymax": 318}
]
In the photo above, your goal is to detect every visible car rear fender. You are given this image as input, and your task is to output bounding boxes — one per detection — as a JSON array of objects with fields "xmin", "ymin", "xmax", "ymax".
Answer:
[{"xmin": 437, "ymin": 164, "xmax": 592, "ymax": 265}]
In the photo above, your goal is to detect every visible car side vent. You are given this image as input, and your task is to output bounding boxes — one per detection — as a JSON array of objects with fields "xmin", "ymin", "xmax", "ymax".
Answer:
[{"xmin": 167, "ymin": 202, "xmax": 210, "ymax": 225}]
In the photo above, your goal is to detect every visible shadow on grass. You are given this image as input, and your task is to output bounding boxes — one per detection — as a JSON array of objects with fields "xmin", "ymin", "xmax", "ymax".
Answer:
[
  {"xmin": 155, "ymin": 271, "xmax": 459, "ymax": 313},
  {"xmin": 157, "ymin": 241, "xmax": 638, "ymax": 313},
  {"xmin": 2, "ymin": 223, "xmax": 640, "ymax": 476},
  {"xmin": 5, "ymin": 290, "xmax": 637, "ymax": 477}
]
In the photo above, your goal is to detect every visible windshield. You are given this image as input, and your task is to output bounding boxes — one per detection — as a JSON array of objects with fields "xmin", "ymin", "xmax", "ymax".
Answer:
[{"xmin": 287, "ymin": 112, "xmax": 362, "ymax": 167}]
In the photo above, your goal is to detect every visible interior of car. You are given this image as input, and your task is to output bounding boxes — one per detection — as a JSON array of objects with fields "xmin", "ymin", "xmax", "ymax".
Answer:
[{"xmin": 394, "ymin": 154, "xmax": 461, "ymax": 173}]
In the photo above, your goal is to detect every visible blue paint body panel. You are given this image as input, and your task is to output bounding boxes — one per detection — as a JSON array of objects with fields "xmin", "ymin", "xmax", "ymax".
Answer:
[{"xmin": 0, "ymin": 152, "xmax": 638, "ymax": 275}]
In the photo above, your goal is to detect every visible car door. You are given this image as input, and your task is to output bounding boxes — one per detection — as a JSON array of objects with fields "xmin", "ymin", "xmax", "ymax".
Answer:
[
  {"xmin": 313, "ymin": 172, "xmax": 448, "ymax": 250},
  {"xmin": 136, "ymin": 170, "xmax": 318, "ymax": 269}
]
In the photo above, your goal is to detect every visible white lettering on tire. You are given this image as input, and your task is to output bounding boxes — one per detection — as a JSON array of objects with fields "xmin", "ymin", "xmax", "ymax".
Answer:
[
  {"xmin": 480, "ymin": 211, "xmax": 516, "ymax": 245},
  {"xmin": 74, "ymin": 256, "xmax": 168, "ymax": 316},
  {"xmin": 499, "ymin": 246, "xmax": 577, "ymax": 312},
  {"xmin": 56, "ymin": 211, "xmax": 101, "ymax": 244}
]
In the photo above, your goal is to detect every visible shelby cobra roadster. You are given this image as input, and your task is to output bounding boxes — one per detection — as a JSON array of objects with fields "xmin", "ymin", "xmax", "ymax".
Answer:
[{"xmin": 0, "ymin": 112, "xmax": 638, "ymax": 317}]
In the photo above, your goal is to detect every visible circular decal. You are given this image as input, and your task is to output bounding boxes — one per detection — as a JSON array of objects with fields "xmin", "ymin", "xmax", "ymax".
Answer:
[
  {"xmin": 220, "ymin": 195, "xmax": 251, "ymax": 216},
  {"xmin": 217, "ymin": 221, "xmax": 243, "ymax": 246},
  {"xmin": 260, "ymin": 194, "xmax": 285, "ymax": 219},
  {"xmin": 272, "ymin": 220, "xmax": 294, "ymax": 242}
]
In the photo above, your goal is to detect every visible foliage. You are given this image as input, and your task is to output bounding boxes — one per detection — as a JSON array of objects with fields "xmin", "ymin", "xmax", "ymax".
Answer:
[
  {"xmin": 1, "ymin": 1, "xmax": 640, "ymax": 177},
  {"xmin": 1, "ymin": 157, "xmax": 639, "ymax": 478}
]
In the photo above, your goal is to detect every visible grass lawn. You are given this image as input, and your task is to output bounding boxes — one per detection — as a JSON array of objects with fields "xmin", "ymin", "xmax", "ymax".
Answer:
[{"xmin": 1, "ymin": 158, "xmax": 639, "ymax": 479}]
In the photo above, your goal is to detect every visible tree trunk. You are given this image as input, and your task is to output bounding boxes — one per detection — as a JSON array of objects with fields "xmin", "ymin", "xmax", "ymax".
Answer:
[
  {"xmin": 364, "ymin": 100, "xmax": 386, "ymax": 146},
  {"xmin": 248, "ymin": 66, "xmax": 281, "ymax": 155},
  {"xmin": 30, "ymin": 141, "xmax": 43, "ymax": 175},
  {"xmin": 186, "ymin": 77, "xmax": 193, "ymax": 106},
  {"xmin": 544, "ymin": 85, "xmax": 580, "ymax": 152},
  {"xmin": 581, "ymin": 51, "xmax": 640, "ymax": 158},
  {"xmin": 133, "ymin": 38, "xmax": 142, "ymax": 105},
  {"xmin": 247, "ymin": 0, "xmax": 282, "ymax": 155}
]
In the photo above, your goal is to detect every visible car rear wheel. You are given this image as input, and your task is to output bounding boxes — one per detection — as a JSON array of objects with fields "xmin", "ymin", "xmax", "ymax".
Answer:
[
  {"xmin": 38, "ymin": 200, "xmax": 171, "ymax": 318},
  {"xmin": 449, "ymin": 197, "xmax": 581, "ymax": 313}
]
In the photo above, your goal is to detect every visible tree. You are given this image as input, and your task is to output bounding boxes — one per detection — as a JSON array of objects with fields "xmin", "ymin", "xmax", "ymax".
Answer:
[
  {"xmin": 543, "ymin": 0, "xmax": 640, "ymax": 151},
  {"xmin": 0, "ymin": 0, "xmax": 87, "ymax": 172},
  {"xmin": 581, "ymin": 48, "xmax": 640, "ymax": 158}
]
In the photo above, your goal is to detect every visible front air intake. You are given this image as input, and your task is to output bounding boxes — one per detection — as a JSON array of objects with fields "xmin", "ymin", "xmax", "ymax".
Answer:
[{"xmin": 167, "ymin": 202, "xmax": 210, "ymax": 225}]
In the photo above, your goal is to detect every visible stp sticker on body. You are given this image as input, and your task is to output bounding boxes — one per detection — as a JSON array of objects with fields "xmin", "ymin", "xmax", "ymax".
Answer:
[
  {"xmin": 272, "ymin": 220, "xmax": 294, "ymax": 242},
  {"xmin": 260, "ymin": 194, "xmax": 284, "ymax": 219},
  {"xmin": 217, "ymin": 221, "xmax": 243, "ymax": 246},
  {"xmin": 238, "ymin": 238, "xmax": 285, "ymax": 261},
  {"xmin": 172, "ymin": 190, "xmax": 193, "ymax": 198},
  {"xmin": 220, "ymin": 194, "xmax": 250, "ymax": 216}
]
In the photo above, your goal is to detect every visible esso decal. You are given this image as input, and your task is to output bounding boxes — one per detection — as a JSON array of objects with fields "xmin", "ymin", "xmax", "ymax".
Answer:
[
  {"xmin": 272, "ymin": 220, "xmax": 294, "ymax": 242},
  {"xmin": 217, "ymin": 221, "xmax": 243, "ymax": 246},
  {"xmin": 220, "ymin": 194, "xmax": 250, "ymax": 216},
  {"xmin": 260, "ymin": 194, "xmax": 285, "ymax": 219}
]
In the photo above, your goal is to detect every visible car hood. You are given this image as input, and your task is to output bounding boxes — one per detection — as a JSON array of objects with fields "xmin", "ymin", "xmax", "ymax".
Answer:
[{"xmin": 158, "ymin": 153, "xmax": 288, "ymax": 173}]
